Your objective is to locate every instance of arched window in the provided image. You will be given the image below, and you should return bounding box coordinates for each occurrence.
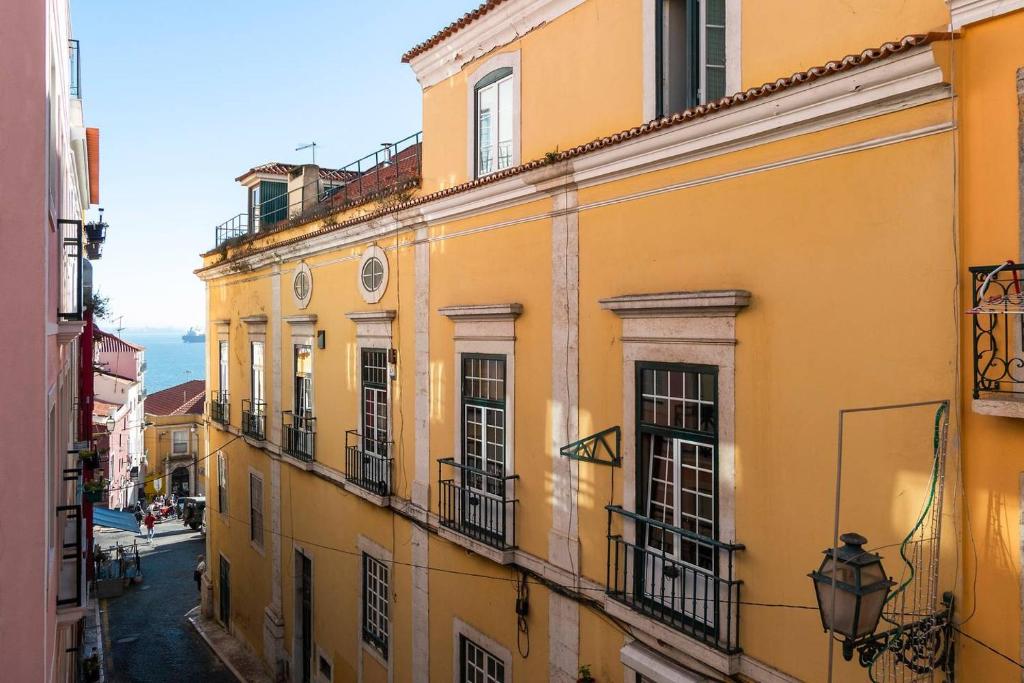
[474,67,514,177]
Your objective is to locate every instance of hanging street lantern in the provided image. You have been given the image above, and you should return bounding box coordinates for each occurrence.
[808,532,956,672]
[809,533,893,660]
[105,415,116,434]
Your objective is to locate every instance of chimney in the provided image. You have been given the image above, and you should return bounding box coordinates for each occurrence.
[288,164,320,218]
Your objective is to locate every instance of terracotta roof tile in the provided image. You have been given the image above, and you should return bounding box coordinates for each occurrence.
[235,162,357,184]
[402,0,510,63]
[95,329,143,353]
[145,380,206,416]
[204,33,941,269]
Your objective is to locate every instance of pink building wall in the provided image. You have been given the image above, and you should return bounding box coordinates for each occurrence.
[0,0,98,679]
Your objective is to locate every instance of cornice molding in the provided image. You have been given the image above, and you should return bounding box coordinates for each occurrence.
[345,310,397,323]
[57,320,86,345]
[407,0,585,89]
[283,314,318,325]
[948,0,1024,27]
[197,45,948,281]
[240,314,268,324]
[439,303,523,321]
[599,291,751,318]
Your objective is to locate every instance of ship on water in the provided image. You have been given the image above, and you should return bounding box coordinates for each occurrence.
[181,327,206,343]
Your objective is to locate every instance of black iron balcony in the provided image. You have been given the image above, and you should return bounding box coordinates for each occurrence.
[58,219,83,321]
[282,412,316,461]
[605,505,744,655]
[210,391,229,426]
[437,458,518,551]
[969,262,1024,399]
[241,399,266,441]
[56,504,84,607]
[344,430,393,497]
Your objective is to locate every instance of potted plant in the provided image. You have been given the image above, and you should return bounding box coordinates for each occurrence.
[83,477,106,503]
[78,449,99,468]
[578,665,595,683]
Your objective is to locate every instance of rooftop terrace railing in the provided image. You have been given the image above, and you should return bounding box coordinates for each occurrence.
[213,132,422,248]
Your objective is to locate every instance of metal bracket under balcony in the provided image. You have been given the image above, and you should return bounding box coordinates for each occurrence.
[210,391,230,426]
[437,458,518,563]
[560,426,621,466]
[605,505,744,655]
[969,262,1024,417]
[344,430,392,502]
[241,399,266,441]
[282,412,316,461]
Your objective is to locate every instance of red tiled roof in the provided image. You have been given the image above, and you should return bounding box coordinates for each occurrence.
[95,329,143,353]
[145,380,206,416]
[401,0,510,63]
[235,162,358,184]
[204,33,941,268]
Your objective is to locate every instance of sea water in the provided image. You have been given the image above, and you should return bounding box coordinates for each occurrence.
[123,330,207,393]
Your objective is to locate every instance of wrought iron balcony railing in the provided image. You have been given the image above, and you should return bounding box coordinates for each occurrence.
[605,505,743,654]
[969,262,1024,398]
[344,430,393,497]
[241,399,266,441]
[213,132,422,248]
[437,458,518,551]
[56,504,84,607]
[58,219,84,321]
[282,412,316,461]
[210,391,229,426]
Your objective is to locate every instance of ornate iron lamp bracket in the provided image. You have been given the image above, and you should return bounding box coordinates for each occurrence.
[843,592,956,680]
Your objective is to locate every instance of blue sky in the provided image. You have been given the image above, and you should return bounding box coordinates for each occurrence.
[73,0,473,329]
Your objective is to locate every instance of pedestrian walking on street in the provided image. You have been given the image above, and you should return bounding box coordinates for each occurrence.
[194,555,205,593]
[143,510,156,543]
[134,505,144,537]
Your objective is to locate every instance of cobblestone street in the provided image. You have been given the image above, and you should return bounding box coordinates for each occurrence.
[96,521,236,683]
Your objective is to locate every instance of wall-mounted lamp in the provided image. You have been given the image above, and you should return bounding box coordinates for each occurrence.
[317,330,326,349]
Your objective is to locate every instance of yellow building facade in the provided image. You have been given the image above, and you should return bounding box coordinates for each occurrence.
[143,380,208,499]
[196,1,1024,681]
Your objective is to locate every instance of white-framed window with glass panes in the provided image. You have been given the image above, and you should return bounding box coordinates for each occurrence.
[171,429,189,455]
[218,340,229,394]
[460,635,506,683]
[362,553,389,658]
[474,68,514,177]
[635,362,718,624]
[217,453,228,514]
[361,348,389,457]
[655,0,727,116]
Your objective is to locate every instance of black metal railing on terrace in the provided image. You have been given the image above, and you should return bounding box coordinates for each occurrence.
[282,412,316,461]
[69,39,81,98]
[58,219,84,321]
[241,399,266,441]
[437,458,518,551]
[605,505,744,655]
[210,391,229,426]
[969,262,1024,399]
[345,430,392,497]
[213,132,423,248]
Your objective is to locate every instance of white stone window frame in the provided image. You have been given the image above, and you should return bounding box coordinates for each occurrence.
[241,315,269,442]
[217,451,229,519]
[213,318,231,396]
[315,646,334,683]
[438,304,521,562]
[248,467,265,555]
[344,310,397,507]
[466,51,521,180]
[357,535,394,679]
[641,0,742,122]
[452,618,512,683]
[293,261,313,310]
[358,246,390,305]
[600,290,749,670]
[171,429,189,455]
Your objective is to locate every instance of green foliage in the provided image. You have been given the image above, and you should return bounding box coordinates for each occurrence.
[87,290,111,319]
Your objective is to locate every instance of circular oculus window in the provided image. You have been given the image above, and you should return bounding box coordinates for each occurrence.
[293,262,313,309]
[358,246,389,304]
